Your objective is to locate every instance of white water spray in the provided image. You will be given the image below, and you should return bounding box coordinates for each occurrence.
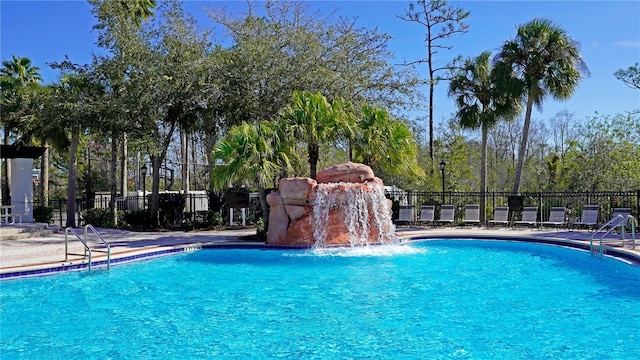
[312,182,397,248]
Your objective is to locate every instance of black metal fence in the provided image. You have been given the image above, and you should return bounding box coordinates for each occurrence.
[37,192,263,228]
[38,190,639,228]
[385,190,640,225]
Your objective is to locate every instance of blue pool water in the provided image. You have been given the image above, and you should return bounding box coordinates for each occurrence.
[1,240,639,359]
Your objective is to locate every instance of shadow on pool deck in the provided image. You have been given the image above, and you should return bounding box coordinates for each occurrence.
[1,225,638,278]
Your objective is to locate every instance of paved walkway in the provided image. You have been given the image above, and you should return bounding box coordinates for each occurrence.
[1,225,638,279]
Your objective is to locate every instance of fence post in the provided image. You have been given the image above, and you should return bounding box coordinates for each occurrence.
[58,198,63,227]
[491,191,495,210]
[538,192,543,222]
[637,189,640,217]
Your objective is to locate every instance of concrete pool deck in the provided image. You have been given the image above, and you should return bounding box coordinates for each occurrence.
[1,223,639,279]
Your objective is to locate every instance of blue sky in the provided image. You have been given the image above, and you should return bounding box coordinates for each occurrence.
[2,0,639,126]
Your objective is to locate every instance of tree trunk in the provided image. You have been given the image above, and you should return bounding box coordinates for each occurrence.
[120,132,128,197]
[182,131,190,211]
[66,129,79,228]
[2,131,11,205]
[480,123,488,224]
[308,143,319,179]
[109,133,118,226]
[258,184,269,232]
[428,71,435,173]
[40,144,49,206]
[512,95,535,194]
[149,155,162,227]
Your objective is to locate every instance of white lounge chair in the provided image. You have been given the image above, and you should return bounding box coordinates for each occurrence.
[462,204,480,227]
[514,207,538,228]
[541,207,567,229]
[436,205,455,226]
[419,205,435,226]
[574,205,599,230]
[600,208,631,230]
[397,205,414,226]
[489,206,509,227]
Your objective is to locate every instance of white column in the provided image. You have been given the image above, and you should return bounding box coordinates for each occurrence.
[10,158,34,222]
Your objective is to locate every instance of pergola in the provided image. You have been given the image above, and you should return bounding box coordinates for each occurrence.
[1,145,46,222]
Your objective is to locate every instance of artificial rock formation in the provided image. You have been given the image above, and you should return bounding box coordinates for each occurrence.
[266,162,395,246]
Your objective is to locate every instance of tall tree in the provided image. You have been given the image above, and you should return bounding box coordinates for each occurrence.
[495,18,589,194]
[141,1,212,225]
[47,61,105,227]
[561,111,640,191]
[207,0,421,127]
[614,63,640,90]
[91,0,157,223]
[92,0,212,225]
[397,0,470,171]
[448,51,520,222]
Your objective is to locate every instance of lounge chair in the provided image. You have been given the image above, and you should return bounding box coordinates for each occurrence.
[419,205,435,226]
[397,205,414,226]
[436,205,455,226]
[573,205,599,230]
[591,208,634,251]
[600,208,631,230]
[488,206,509,227]
[541,207,567,229]
[462,204,481,227]
[514,206,538,228]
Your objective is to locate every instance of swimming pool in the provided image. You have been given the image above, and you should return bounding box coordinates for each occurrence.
[1,240,639,359]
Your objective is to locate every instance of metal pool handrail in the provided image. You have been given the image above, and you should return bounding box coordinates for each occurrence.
[85,224,111,270]
[64,225,110,271]
[65,227,93,269]
[590,214,636,256]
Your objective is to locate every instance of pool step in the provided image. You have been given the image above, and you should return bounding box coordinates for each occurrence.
[0,223,55,241]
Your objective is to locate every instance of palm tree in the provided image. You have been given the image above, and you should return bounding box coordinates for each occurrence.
[0,56,42,86]
[211,121,292,226]
[120,0,156,26]
[1,56,42,204]
[279,91,347,179]
[495,18,589,193]
[352,104,425,180]
[449,51,520,223]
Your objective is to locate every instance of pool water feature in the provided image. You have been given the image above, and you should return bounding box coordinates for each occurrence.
[312,181,397,248]
[1,240,639,359]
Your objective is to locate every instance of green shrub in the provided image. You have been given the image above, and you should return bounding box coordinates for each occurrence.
[256,217,266,239]
[207,210,223,227]
[82,208,113,227]
[123,209,149,227]
[183,210,223,229]
[33,206,54,223]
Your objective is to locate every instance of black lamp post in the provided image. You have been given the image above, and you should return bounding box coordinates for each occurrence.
[439,160,446,204]
[140,164,147,212]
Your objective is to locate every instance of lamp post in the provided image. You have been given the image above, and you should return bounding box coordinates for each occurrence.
[439,160,446,204]
[86,147,92,208]
[140,164,147,212]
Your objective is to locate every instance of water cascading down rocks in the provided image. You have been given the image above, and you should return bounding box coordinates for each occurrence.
[266,162,397,247]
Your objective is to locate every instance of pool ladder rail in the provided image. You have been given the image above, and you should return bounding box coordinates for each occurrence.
[589,214,637,257]
[65,224,111,271]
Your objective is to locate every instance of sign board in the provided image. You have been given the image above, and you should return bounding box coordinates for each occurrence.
[225,188,250,209]
[508,196,524,212]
